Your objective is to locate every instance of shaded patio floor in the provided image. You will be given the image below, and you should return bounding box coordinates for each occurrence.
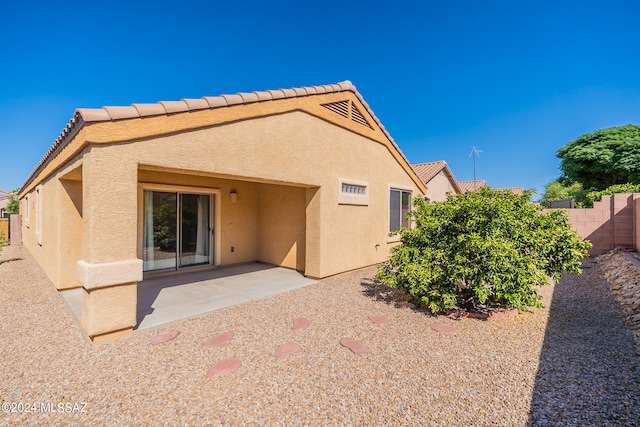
[60,262,317,332]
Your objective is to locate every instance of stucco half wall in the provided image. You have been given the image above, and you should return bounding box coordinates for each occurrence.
[19,82,426,343]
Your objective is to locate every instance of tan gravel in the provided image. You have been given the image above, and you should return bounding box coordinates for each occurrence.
[1,244,639,426]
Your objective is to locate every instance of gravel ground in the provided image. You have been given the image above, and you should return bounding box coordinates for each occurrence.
[1,244,639,426]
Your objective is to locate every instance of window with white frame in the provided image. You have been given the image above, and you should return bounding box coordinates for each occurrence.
[24,195,29,225]
[389,188,411,233]
[35,186,42,245]
[338,178,369,206]
[341,183,366,195]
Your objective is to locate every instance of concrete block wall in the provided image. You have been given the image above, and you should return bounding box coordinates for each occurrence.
[612,193,634,248]
[9,214,21,245]
[562,196,614,256]
[551,193,640,256]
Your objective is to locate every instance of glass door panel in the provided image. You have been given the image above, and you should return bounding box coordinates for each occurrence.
[179,194,210,267]
[143,191,177,271]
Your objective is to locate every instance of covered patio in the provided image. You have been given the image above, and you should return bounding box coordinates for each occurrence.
[61,262,317,332]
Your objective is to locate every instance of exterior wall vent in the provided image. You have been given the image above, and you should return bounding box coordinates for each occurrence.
[350,103,372,128]
[321,100,372,129]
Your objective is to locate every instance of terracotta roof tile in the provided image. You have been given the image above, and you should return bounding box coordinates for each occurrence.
[253,91,273,101]
[221,94,244,105]
[412,161,462,194]
[102,106,140,120]
[202,96,228,108]
[458,180,488,193]
[495,187,525,196]
[75,108,111,122]
[301,86,317,95]
[159,100,189,114]
[238,92,259,103]
[133,103,167,117]
[412,161,447,182]
[281,88,297,98]
[265,89,285,99]
[181,98,210,110]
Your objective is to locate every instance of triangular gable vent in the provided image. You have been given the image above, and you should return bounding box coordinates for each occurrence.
[321,100,373,129]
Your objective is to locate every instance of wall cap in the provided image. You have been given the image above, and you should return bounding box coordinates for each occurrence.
[77,259,143,290]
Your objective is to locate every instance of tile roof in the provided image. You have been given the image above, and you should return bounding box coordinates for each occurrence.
[457,180,488,193]
[23,81,419,193]
[411,161,461,193]
[495,187,526,196]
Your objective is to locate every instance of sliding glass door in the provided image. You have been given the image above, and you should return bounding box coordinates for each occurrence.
[179,193,210,268]
[143,190,213,272]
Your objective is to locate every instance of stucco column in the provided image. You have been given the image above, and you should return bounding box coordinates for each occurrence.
[78,147,141,344]
[304,187,322,278]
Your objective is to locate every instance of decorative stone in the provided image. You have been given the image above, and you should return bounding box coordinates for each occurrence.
[149,330,180,345]
[202,332,234,347]
[340,338,367,355]
[275,342,302,359]
[430,323,457,334]
[368,315,389,325]
[207,357,242,377]
[487,308,520,321]
[291,317,310,330]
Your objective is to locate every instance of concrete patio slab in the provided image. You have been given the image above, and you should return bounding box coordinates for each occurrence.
[61,262,317,333]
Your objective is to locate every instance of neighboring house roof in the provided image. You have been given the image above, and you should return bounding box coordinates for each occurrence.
[458,180,488,193]
[495,187,525,196]
[411,161,462,194]
[0,190,8,200]
[21,81,427,196]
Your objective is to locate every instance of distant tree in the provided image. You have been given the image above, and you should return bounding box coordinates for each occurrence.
[539,180,587,208]
[557,124,640,191]
[5,188,19,215]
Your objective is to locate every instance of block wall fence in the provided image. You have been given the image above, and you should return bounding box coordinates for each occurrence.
[547,193,640,256]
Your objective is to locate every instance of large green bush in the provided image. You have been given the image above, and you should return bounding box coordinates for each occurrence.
[376,188,591,313]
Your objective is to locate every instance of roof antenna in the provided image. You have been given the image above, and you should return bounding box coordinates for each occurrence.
[469,146,483,189]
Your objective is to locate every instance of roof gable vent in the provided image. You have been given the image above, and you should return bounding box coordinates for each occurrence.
[321,100,372,129]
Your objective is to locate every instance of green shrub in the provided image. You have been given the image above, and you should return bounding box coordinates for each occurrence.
[376,188,591,313]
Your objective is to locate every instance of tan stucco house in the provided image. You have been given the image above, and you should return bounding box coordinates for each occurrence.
[412,161,461,202]
[19,81,426,343]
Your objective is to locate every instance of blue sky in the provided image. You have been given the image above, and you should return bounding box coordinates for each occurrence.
[1,0,639,199]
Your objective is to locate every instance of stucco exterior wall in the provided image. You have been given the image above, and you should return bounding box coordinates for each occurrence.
[21,159,85,290]
[23,110,421,287]
[105,111,419,278]
[425,171,457,202]
[257,184,306,271]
